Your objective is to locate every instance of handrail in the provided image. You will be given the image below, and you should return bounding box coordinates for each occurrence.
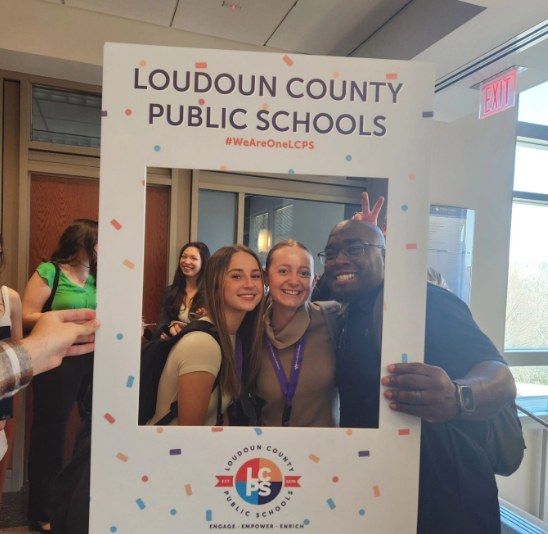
[516,403,548,429]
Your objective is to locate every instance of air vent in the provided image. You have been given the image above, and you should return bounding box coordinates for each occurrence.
[435,20,548,93]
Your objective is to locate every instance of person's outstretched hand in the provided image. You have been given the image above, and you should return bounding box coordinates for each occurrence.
[352,192,385,226]
[23,309,100,375]
[382,363,458,423]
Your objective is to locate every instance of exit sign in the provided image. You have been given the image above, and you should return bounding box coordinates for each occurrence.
[479,69,517,119]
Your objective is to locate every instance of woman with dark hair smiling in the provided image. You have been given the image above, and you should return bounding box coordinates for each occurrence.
[153,242,210,340]
[22,219,98,533]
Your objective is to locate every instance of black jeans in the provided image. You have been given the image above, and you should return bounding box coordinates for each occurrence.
[27,353,93,522]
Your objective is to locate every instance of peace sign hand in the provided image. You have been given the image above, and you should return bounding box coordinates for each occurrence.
[352,192,385,226]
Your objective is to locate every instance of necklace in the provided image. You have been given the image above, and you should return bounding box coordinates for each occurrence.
[71,264,89,284]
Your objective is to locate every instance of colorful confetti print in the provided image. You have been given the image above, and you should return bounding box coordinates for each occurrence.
[283,55,294,66]
[104,413,115,424]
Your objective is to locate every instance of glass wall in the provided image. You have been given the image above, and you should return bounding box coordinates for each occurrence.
[197,190,238,254]
[506,81,548,400]
[244,194,360,275]
[31,85,102,148]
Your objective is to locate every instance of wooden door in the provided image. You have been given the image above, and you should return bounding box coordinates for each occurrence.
[25,174,169,466]
[28,174,169,317]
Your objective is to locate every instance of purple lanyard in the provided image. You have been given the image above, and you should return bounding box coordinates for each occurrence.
[231,333,243,418]
[266,334,306,427]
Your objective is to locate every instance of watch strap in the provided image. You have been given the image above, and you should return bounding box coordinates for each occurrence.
[452,381,474,418]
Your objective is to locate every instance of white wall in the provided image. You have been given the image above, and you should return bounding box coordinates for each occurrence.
[430,108,548,517]
[430,108,517,352]
[496,420,545,517]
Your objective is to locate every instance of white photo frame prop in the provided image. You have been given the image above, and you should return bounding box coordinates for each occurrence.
[93,44,434,534]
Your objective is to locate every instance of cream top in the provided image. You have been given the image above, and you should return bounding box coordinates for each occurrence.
[149,318,233,426]
[256,302,339,428]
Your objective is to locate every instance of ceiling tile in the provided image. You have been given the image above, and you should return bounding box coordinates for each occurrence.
[266,0,411,56]
[64,0,179,27]
[352,0,485,60]
[172,0,297,47]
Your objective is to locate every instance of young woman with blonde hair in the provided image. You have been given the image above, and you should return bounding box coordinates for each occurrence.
[250,240,342,428]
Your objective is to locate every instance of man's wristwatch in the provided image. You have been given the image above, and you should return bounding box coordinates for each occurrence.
[452,381,475,418]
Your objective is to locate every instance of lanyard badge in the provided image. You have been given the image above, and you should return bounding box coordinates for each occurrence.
[266,335,306,427]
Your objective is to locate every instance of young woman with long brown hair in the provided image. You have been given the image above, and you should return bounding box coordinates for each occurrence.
[22,219,97,533]
[149,245,265,426]
[153,242,211,339]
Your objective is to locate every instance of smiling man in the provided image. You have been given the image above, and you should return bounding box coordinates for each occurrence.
[319,218,519,534]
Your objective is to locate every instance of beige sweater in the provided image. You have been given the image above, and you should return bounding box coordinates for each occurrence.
[256,302,339,428]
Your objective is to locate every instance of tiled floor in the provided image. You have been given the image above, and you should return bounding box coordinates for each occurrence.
[0,487,27,531]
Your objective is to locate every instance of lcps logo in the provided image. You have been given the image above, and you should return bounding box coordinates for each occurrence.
[216,446,301,518]
[236,458,283,505]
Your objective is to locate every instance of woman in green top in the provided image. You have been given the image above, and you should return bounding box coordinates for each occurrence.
[22,219,97,533]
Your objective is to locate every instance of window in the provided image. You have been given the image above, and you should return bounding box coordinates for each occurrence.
[506,81,548,399]
[32,85,102,148]
[252,212,270,253]
[197,190,237,254]
[274,204,293,243]
[244,194,360,275]
[505,201,548,350]
[518,79,548,127]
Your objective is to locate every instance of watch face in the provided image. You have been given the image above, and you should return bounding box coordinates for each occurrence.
[462,387,475,411]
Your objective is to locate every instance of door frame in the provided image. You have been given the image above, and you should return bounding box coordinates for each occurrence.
[0,69,192,492]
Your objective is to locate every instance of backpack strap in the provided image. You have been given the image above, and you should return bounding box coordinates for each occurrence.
[42,262,61,313]
[154,321,224,426]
